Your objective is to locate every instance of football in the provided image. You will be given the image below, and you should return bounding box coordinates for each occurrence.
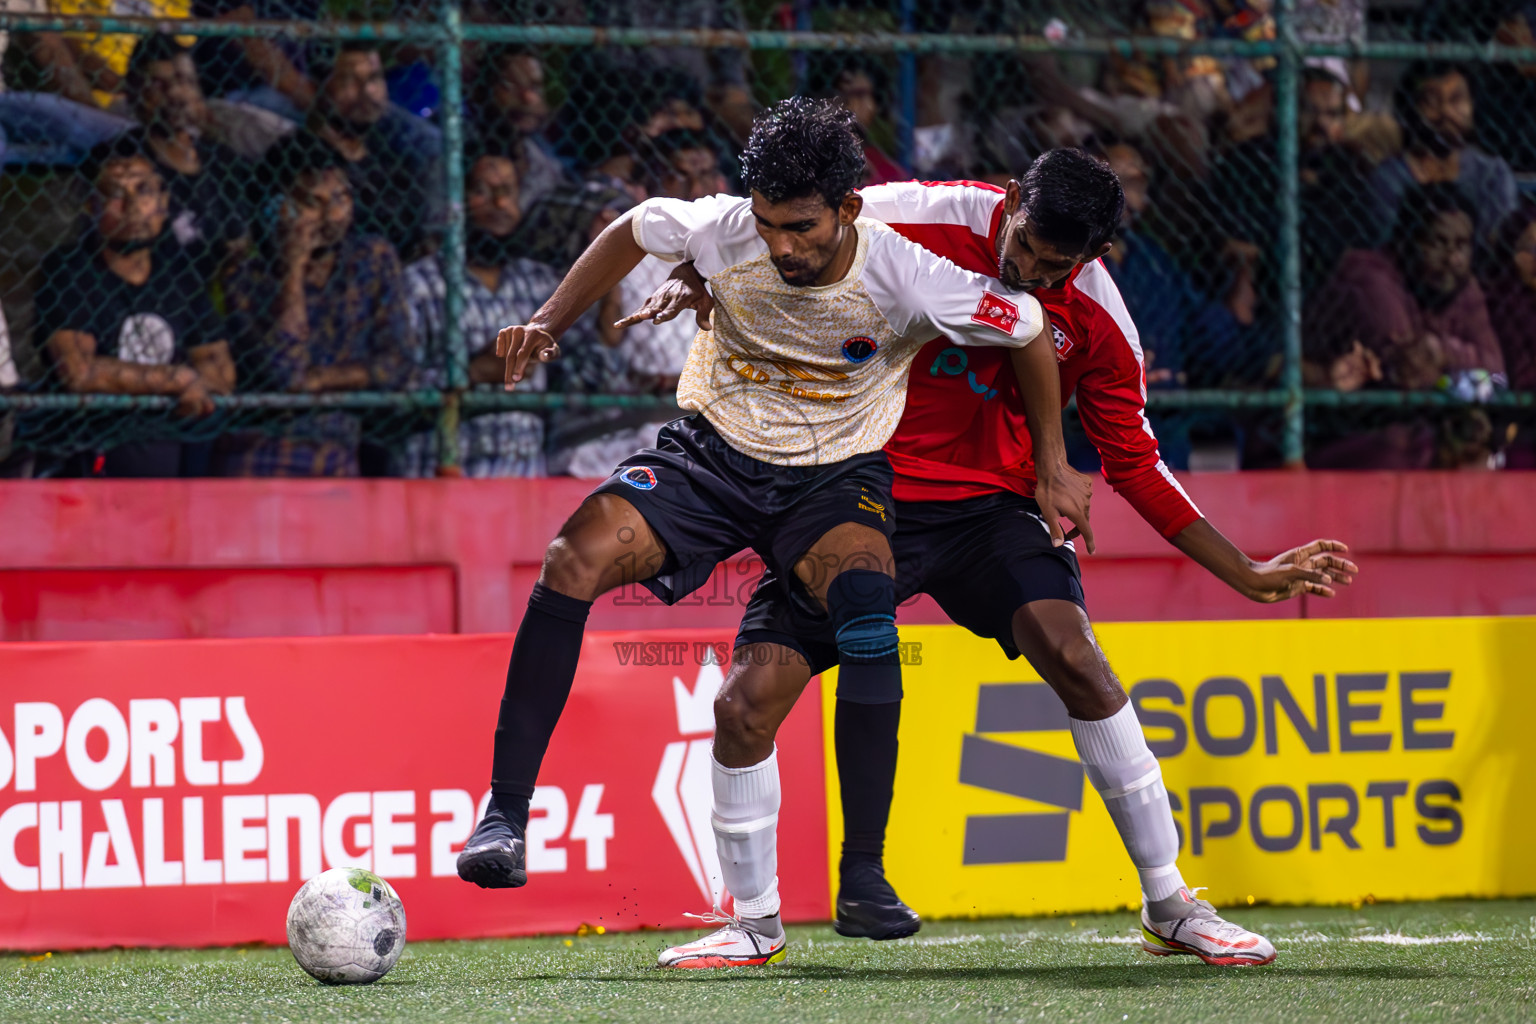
[285,868,408,985]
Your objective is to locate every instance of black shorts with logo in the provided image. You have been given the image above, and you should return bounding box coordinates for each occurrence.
[736,490,1086,674]
[590,414,895,606]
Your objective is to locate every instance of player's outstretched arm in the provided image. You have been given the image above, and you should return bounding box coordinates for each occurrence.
[1009,334,1095,553]
[496,212,649,388]
[1170,518,1358,602]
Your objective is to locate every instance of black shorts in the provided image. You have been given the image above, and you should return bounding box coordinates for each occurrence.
[590,414,895,605]
[737,490,1085,674]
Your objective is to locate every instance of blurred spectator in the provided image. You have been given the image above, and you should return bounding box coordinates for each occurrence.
[554,129,726,476]
[1418,0,1536,173]
[24,0,192,111]
[1095,136,1249,390]
[1309,184,1506,395]
[263,41,437,261]
[1487,199,1536,394]
[1367,62,1518,257]
[830,60,906,186]
[0,0,135,164]
[116,33,251,275]
[584,0,756,143]
[469,45,569,208]
[35,135,234,476]
[190,0,320,121]
[1209,67,1375,297]
[221,131,409,476]
[397,146,560,478]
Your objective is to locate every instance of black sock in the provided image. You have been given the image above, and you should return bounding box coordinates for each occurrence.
[490,583,592,831]
[835,697,901,871]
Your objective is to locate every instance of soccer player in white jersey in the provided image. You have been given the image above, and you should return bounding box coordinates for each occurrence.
[455,99,1092,925]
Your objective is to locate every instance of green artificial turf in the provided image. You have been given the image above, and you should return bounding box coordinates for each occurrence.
[2,900,1532,1023]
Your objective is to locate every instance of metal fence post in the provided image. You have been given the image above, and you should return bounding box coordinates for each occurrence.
[897,0,916,171]
[438,0,467,475]
[1276,0,1304,466]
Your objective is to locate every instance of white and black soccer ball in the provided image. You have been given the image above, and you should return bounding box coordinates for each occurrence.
[286,867,408,984]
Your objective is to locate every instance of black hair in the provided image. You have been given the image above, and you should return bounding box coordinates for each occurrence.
[1018,148,1125,258]
[309,39,380,85]
[650,127,716,161]
[261,130,347,199]
[471,43,537,109]
[464,136,521,187]
[739,97,863,209]
[80,132,158,187]
[1393,60,1468,142]
[1390,182,1477,254]
[124,31,190,95]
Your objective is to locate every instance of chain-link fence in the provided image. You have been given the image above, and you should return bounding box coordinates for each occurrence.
[0,2,1533,477]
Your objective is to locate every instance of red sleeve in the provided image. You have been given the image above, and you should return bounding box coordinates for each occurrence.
[1071,268,1203,539]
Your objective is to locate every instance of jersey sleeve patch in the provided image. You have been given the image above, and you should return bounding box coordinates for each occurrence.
[971,291,1021,335]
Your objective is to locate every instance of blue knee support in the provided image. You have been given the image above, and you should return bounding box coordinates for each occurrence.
[828,569,902,704]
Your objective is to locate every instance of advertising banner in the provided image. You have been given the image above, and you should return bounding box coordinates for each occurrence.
[0,631,828,950]
[826,618,1536,917]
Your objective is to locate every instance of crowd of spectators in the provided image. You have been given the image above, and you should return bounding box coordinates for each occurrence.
[0,0,1533,477]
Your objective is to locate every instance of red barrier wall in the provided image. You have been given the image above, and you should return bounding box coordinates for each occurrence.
[2,473,1534,642]
[0,631,828,950]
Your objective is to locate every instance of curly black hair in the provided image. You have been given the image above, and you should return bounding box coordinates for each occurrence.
[1019,148,1125,258]
[739,97,864,209]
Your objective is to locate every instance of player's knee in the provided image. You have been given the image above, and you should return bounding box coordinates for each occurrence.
[539,534,611,600]
[1046,632,1124,719]
[828,569,902,704]
[713,692,777,764]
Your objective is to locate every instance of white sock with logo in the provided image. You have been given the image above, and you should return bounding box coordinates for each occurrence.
[711,748,781,921]
[1069,701,1185,903]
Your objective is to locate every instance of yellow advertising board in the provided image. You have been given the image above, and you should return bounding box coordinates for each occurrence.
[822,617,1536,917]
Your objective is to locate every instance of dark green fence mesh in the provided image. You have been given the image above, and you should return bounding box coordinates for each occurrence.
[1,2,1533,477]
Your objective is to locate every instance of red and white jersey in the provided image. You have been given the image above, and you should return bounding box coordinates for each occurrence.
[858,180,1202,539]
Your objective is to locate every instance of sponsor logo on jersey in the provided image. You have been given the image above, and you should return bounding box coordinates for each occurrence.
[1051,323,1075,362]
[620,466,658,491]
[723,354,852,404]
[970,291,1020,335]
[842,336,878,363]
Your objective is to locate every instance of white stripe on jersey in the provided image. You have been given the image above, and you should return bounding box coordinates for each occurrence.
[1071,260,1201,516]
[858,181,1002,235]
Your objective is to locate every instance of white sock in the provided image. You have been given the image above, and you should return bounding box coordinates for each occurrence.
[1069,701,1185,903]
[711,748,781,921]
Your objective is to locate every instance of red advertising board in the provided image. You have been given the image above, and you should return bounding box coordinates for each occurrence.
[0,631,829,950]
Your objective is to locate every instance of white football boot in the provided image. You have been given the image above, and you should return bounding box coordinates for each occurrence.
[657,910,788,969]
[1140,887,1277,966]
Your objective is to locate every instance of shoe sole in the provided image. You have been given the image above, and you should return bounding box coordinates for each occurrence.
[1140,928,1275,967]
[456,848,528,889]
[660,946,788,969]
[834,912,922,941]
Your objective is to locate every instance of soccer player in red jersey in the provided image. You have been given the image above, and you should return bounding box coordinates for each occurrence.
[643,150,1357,970]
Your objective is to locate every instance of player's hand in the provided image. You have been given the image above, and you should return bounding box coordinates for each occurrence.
[1034,461,1095,554]
[615,261,713,331]
[495,324,560,390]
[1243,539,1357,602]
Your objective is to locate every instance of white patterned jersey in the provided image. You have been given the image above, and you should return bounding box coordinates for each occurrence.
[629,194,1044,466]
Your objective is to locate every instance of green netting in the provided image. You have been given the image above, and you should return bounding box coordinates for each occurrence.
[0,2,1533,477]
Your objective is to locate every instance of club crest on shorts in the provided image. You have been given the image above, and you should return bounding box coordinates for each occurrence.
[971,291,1020,334]
[620,466,658,490]
[842,336,878,363]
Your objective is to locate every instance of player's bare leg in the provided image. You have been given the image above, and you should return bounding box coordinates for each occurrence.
[660,523,914,967]
[659,646,807,968]
[1010,599,1276,966]
[459,494,667,889]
